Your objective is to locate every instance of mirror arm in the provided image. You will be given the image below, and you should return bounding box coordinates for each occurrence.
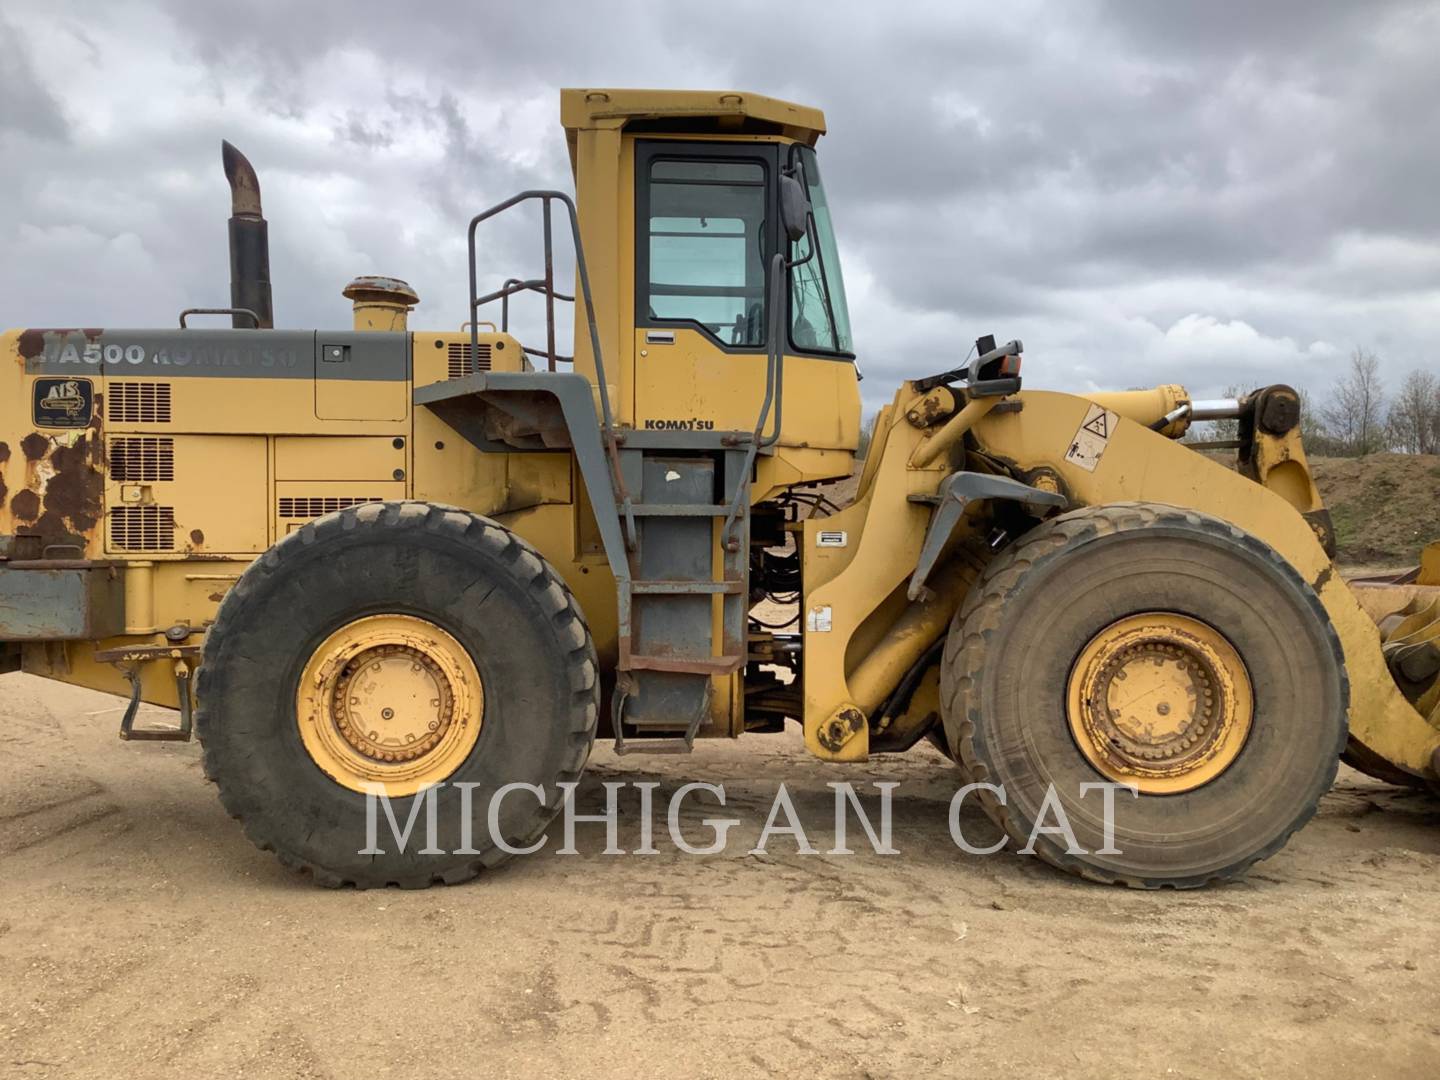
[786,212,817,271]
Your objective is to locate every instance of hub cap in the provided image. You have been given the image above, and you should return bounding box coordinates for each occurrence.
[296,614,483,796]
[1066,613,1253,794]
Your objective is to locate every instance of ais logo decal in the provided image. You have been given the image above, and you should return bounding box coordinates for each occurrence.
[33,377,94,429]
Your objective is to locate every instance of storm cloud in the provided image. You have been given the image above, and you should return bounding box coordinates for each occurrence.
[2,0,1437,409]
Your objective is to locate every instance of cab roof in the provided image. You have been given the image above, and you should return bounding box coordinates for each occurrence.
[560,88,826,149]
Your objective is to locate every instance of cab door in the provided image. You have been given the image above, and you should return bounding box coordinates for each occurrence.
[633,141,774,435]
[632,140,859,450]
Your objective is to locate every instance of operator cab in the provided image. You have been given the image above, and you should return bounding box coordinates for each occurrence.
[560,89,863,485]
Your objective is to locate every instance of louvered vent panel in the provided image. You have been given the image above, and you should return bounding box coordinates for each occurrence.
[109,436,175,482]
[110,506,176,551]
[447,342,493,378]
[278,496,384,519]
[108,382,173,423]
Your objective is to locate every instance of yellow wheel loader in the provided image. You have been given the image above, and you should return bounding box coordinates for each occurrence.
[1,89,1436,888]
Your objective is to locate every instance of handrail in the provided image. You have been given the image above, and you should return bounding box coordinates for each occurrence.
[500,277,575,334]
[721,251,788,550]
[498,277,578,363]
[466,192,607,416]
[757,251,788,449]
[466,190,634,547]
[179,307,260,328]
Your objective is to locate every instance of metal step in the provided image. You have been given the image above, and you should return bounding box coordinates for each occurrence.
[621,713,697,730]
[625,503,732,517]
[626,653,745,675]
[614,739,696,756]
[630,579,744,595]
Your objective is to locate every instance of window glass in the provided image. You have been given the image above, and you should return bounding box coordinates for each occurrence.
[646,158,767,347]
[789,147,854,354]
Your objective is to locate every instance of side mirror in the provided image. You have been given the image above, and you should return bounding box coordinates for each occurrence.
[779,173,810,243]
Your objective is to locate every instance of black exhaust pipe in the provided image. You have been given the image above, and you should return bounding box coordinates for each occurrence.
[221,140,273,329]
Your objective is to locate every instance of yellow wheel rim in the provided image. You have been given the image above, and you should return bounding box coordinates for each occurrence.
[1066,613,1253,795]
[296,614,484,796]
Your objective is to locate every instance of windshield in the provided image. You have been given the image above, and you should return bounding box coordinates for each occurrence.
[789,146,854,355]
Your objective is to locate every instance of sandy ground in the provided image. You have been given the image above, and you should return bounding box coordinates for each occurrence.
[2,671,1439,1079]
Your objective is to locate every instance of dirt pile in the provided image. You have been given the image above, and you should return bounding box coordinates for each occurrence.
[1311,453,1440,566]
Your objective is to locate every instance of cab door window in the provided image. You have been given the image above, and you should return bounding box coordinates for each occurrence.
[638,150,771,350]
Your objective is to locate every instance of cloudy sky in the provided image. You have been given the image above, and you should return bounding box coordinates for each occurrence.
[3,0,1438,410]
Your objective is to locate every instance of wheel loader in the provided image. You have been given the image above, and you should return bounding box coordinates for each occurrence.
[1,88,1437,889]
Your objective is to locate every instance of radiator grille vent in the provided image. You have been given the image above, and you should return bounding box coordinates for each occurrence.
[109,436,175,482]
[110,505,176,551]
[278,496,384,519]
[447,342,493,379]
[108,382,173,424]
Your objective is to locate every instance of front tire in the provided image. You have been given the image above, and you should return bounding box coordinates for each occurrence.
[940,502,1347,888]
[195,501,598,888]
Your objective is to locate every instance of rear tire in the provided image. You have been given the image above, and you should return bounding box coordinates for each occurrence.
[940,502,1347,888]
[196,501,598,888]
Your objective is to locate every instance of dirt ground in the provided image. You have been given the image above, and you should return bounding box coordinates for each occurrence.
[3,675,1439,1078]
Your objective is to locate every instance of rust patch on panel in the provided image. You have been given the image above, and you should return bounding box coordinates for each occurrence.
[16,328,105,363]
[10,488,40,522]
[43,434,103,535]
[189,529,206,548]
[9,420,106,550]
[17,329,45,360]
[0,441,10,465]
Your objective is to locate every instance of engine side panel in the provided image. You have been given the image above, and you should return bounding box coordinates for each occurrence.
[1,326,599,708]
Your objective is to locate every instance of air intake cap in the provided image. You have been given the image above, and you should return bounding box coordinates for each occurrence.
[343,276,419,331]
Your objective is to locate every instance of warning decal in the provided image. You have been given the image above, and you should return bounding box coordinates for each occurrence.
[1082,411,1109,438]
[1065,403,1121,472]
[806,606,834,633]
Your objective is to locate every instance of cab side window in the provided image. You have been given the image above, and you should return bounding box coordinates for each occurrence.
[644,158,768,348]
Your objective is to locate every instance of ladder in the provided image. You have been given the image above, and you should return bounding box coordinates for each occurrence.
[612,449,752,753]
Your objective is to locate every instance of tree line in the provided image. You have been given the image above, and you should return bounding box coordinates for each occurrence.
[1206,348,1440,456]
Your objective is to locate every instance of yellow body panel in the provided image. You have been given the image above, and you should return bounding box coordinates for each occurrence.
[801,389,952,759]
[632,327,859,451]
[275,436,405,481]
[1420,542,1440,586]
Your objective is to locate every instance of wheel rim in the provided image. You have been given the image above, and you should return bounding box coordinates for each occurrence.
[296,614,484,796]
[1066,613,1253,795]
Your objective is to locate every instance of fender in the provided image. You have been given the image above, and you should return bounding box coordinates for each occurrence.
[414,370,631,584]
[907,472,1067,601]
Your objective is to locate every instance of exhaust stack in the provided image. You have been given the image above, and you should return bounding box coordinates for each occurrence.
[221,141,273,329]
